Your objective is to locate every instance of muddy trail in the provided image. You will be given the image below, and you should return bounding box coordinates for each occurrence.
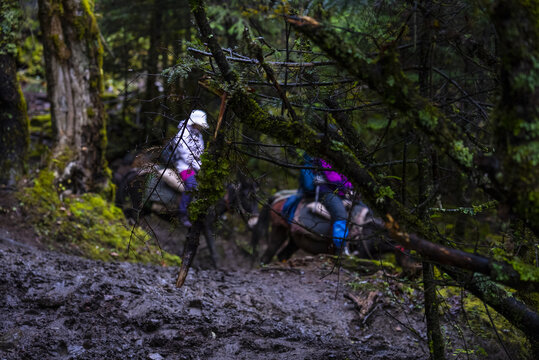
[0,210,518,360]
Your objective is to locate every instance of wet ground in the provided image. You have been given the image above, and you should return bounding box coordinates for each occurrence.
[0,192,523,359]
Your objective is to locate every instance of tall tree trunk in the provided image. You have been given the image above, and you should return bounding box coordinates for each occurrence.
[37,0,109,194]
[417,3,445,357]
[141,0,164,143]
[0,0,29,186]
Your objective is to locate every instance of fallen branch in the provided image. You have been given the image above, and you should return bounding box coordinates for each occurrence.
[345,291,382,322]
[385,215,539,292]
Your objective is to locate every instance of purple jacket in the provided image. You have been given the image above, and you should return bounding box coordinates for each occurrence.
[318,159,353,195]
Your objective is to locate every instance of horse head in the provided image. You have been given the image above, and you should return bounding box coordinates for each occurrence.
[346,203,398,259]
[347,203,372,241]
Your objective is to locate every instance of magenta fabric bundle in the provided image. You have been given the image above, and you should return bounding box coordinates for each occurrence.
[318,159,353,191]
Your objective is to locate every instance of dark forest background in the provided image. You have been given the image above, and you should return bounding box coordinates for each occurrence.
[1,1,539,358]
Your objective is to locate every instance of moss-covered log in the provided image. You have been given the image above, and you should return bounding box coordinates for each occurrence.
[448,270,539,356]
[385,216,539,291]
[0,0,29,186]
[176,0,235,287]
[37,0,109,194]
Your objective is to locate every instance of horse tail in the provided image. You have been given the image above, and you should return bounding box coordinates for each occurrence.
[250,194,276,260]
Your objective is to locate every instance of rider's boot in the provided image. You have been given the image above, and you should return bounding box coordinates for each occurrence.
[332,220,349,254]
[180,216,192,228]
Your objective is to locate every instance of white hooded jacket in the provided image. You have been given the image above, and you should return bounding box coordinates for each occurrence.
[169,122,205,173]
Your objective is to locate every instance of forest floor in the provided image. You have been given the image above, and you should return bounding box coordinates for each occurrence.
[0,188,526,360]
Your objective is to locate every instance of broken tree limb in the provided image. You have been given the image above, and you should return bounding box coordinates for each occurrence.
[187,47,336,67]
[214,92,227,139]
[345,291,382,321]
[175,0,237,288]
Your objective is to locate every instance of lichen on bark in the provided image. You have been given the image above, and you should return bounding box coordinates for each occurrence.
[38,0,110,195]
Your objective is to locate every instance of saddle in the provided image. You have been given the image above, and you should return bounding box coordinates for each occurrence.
[137,165,185,193]
[305,199,353,220]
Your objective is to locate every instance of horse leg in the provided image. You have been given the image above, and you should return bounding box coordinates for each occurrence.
[250,201,271,260]
[261,224,288,264]
[277,239,298,262]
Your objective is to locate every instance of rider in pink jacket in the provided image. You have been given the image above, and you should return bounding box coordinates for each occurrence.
[315,158,352,251]
[283,153,352,252]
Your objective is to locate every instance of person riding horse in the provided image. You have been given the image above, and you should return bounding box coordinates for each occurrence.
[116,110,260,268]
[252,152,417,273]
[162,109,208,228]
[282,153,353,253]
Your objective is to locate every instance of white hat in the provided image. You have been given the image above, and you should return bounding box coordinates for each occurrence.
[187,110,208,129]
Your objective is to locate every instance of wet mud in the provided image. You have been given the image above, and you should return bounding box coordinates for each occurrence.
[0,208,518,359]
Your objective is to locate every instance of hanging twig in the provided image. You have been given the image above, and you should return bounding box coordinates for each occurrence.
[214,92,228,139]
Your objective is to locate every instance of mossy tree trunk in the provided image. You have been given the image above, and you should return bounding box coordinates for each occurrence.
[0,0,29,186]
[417,4,445,358]
[37,0,109,194]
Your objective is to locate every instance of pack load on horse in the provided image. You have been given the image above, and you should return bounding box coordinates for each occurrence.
[115,110,259,267]
[252,154,411,269]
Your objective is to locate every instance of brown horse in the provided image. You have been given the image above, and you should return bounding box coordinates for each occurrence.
[252,190,408,266]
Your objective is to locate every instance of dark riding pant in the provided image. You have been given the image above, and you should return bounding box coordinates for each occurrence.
[178,174,197,217]
[320,192,348,250]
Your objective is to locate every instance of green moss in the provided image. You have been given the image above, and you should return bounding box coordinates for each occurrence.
[30,113,52,136]
[50,33,70,60]
[418,107,439,130]
[438,286,531,357]
[189,152,230,221]
[14,75,30,163]
[451,140,474,168]
[17,170,180,266]
[229,87,319,147]
[74,0,98,40]
[340,255,396,273]
[188,0,201,13]
[30,113,51,124]
[509,258,539,282]
[376,185,395,204]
